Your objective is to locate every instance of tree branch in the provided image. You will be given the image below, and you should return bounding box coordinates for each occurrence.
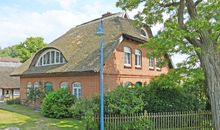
[215,33,220,43]
[186,0,198,18]
[178,0,185,28]
[159,2,179,7]
[185,37,202,47]
[195,0,202,6]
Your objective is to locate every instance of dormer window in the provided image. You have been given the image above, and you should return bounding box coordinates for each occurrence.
[140,28,148,38]
[36,49,66,66]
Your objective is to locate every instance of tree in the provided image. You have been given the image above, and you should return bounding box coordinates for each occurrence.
[0,45,18,58]
[0,37,46,62]
[16,37,46,62]
[116,0,220,129]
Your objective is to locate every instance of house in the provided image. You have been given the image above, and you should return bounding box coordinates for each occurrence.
[0,57,21,101]
[11,12,171,105]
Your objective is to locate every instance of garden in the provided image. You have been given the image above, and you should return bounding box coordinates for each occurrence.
[0,69,212,130]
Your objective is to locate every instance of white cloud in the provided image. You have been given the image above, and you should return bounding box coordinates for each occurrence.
[0,3,119,48]
[57,0,77,10]
[0,0,123,48]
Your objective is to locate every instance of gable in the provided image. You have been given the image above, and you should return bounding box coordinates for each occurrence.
[12,13,149,76]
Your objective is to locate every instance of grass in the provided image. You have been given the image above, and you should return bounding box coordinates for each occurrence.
[0,104,85,130]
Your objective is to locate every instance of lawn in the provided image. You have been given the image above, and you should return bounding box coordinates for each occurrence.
[0,104,85,130]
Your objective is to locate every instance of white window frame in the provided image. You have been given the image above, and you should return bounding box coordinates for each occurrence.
[124,47,131,67]
[149,56,155,70]
[72,82,81,99]
[36,49,66,67]
[140,28,148,38]
[156,58,162,71]
[34,81,40,89]
[60,82,68,89]
[26,82,32,96]
[135,49,142,68]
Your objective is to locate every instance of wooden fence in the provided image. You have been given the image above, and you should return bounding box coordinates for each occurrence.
[95,111,213,130]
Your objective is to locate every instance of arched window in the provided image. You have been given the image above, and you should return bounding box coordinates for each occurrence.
[72,82,81,98]
[135,82,142,87]
[44,82,53,93]
[60,82,68,89]
[34,81,40,89]
[26,82,32,96]
[124,47,131,66]
[140,28,148,38]
[124,81,132,88]
[135,49,142,67]
[36,49,66,66]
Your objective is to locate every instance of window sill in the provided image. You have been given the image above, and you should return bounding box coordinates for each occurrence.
[124,64,132,69]
[135,66,142,69]
[149,67,155,71]
[156,68,162,71]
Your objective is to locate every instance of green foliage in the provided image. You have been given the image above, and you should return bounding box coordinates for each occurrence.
[0,45,18,58]
[27,87,44,102]
[6,98,21,105]
[105,86,144,114]
[41,89,76,119]
[0,37,46,62]
[119,117,152,130]
[16,37,46,62]
[140,69,208,112]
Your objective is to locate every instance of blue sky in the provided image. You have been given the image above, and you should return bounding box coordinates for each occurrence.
[0,0,123,48]
[0,0,185,65]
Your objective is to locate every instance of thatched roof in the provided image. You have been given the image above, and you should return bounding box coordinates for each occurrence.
[0,66,20,89]
[12,13,148,76]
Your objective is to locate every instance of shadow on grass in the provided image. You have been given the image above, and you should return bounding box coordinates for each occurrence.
[0,104,85,130]
[49,119,85,129]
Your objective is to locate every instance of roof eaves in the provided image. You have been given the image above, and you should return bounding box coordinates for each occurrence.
[122,33,147,43]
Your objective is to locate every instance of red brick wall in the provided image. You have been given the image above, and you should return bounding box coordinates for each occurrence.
[20,74,100,103]
[19,38,169,103]
[104,39,169,88]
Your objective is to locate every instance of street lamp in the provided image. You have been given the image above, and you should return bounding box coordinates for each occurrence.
[97,19,104,130]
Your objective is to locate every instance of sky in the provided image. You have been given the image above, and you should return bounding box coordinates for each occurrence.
[0,0,184,65]
[0,0,125,48]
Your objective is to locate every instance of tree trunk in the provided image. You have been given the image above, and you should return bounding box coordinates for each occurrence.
[200,43,220,130]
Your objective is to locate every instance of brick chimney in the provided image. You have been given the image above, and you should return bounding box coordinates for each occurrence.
[102,12,113,18]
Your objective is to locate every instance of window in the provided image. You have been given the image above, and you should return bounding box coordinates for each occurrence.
[124,81,132,88]
[72,82,81,98]
[36,49,66,66]
[124,47,131,66]
[140,28,148,38]
[156,58,162,70]
[135,82,142,87]
[135,49,142,67]
[34,81,40,89]
[149,56,155,70]
[44,82,53,93]
[26,82,32,96]
[60,82,68,89]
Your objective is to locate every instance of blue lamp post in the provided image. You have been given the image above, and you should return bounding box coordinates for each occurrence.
[97,19,104,130]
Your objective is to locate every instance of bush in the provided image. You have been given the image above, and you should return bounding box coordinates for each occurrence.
[120,118,152,130]
[139,69,208,112]
[41,89,76,118]
[105,86,144,114]
[6,98,20,105]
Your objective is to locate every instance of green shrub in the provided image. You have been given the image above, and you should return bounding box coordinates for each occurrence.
[105,86,144,114]
[6,98,20,105]
[120,118,152,130]
[140,69,208,112]
[41,89,76,118]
